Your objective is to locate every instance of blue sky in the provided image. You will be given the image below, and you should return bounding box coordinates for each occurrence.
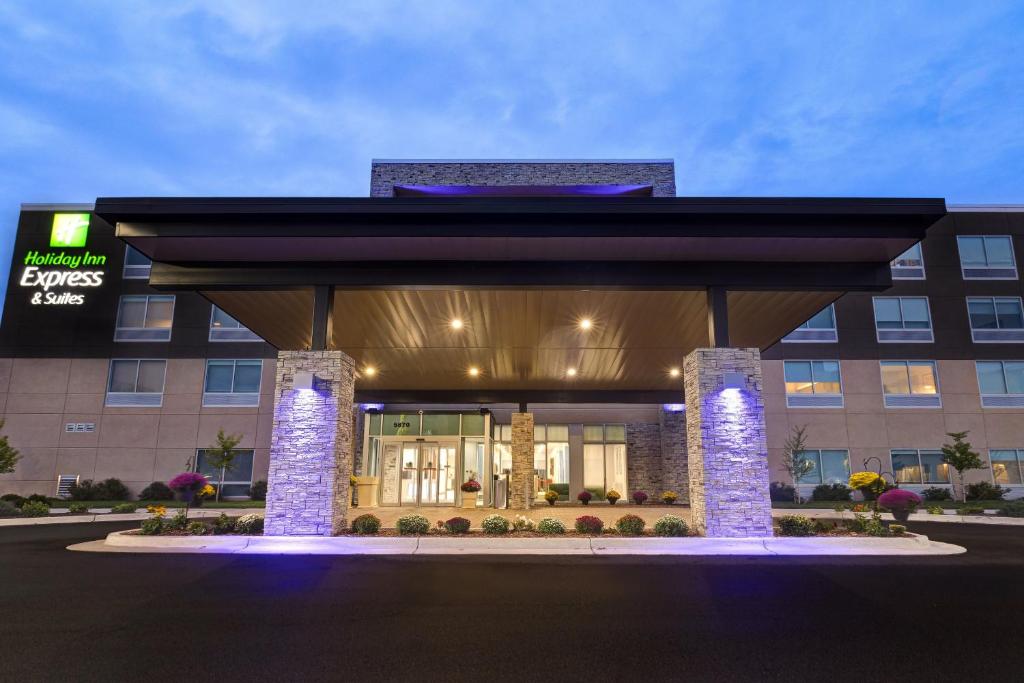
[1,1,1023,291]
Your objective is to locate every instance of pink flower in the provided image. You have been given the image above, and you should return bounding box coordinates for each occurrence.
[168,472,208,492]
[878,488,922,509]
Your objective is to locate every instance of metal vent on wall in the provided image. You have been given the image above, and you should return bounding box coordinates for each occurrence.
[884,394,942,409]
[202,392,260,407]
[877,329,934,343]
[972,329,1024,343]
[786,394,844,408]
[981,395,1024,408]
[56,475,79,498]
[782,329,838,343]
[963,267,1018,279]
[105,392,163,407]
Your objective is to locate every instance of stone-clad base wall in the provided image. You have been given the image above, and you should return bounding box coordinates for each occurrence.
[684,348,772,538]
[509,413,534,510]
[660,410,689,502]
[264,350,355,536]
[626,411,689,501]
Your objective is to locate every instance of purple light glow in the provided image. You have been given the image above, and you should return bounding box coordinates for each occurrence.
[662,403,685,412]
[393,184,654,197]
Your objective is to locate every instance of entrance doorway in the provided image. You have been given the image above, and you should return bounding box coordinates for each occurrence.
[381,441,458,506]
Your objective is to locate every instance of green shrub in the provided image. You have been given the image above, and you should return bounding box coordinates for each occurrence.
[98,478,131,501]
[769,481,795,502]
[653,515,688,537]
[615,514,645,536]
[140,517,164,535]
[537,518,566,535]
[443,517,472,534]
[999,500,1024,518]
[776,515,816,536]
[574,515,604,534]
[186,521,208,535]
[864,512,889,537]
[921,486,953,501]
[111,503,138,514]
[139,481,175,501]
[813,519,836,534]
[249,480,268,501]
[0,500,21,517]
[965,482,1007,501]
[166,511,188,531]
[958,505,984,515]
[26,494,50,505]
[811,483,852,501]
[481,514,510,535]
[926,505,944,515]
[68,502,90,514]
[512,515,535,532]
[235,513,265,535]
[351,514,381,535]
[213,513,236,535]
[0,493,25,507]
[889,524,907,536]
[396,514,430,535]
[20,501,50,517]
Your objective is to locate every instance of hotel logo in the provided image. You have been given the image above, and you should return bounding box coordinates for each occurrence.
[50,213,90,248]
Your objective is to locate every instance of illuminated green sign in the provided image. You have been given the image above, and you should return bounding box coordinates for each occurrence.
[50,213,90,248]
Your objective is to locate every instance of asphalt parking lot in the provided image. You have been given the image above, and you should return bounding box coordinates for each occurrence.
[1,520,1022,682]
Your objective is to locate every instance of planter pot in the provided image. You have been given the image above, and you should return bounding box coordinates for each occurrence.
[607,499,619,505]
[579,500,590,505]
[891,508,911,523]
[461,493,478,509]
[546,499,556,506]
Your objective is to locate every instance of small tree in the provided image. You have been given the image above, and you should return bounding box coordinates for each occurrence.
[779,425,814,504]
[0,419,19,475]
[941,431,985,503]
[205,429,242,502]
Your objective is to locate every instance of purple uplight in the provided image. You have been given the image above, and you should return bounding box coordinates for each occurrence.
[662,403,686,412]
[393,184,654,197]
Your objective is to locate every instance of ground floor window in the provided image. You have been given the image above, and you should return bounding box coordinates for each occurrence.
[796,449,850,485]
[891,449,950,484]
[991,449,1024,485]
[195,448,255,497]
[534,425,569,501]
[583,424,627,500]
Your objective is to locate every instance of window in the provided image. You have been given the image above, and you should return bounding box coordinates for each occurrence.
[209,305,262,342]
[114,295,174,342]
[202,359,262,406]
[122,246,151,279]
[891,449,950,484]
[976,361,1024,408]
[534,424,569,502]
[105,359,166,406]
[582,424,627,501]
[957,235,1017,279]
[783,360,843,407]
[990,450,1024,486]
[880,361,941,408]
[195,448,255,498]
[873,297,933,343]
[796,450,850,485]
[782,304,838,343]
[891,243,925,279]
[967,297,1024,342]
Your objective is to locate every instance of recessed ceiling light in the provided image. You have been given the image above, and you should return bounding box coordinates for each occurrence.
[450,318,464,330]
[578,318,592,331]
[468,366,480,377]
[669,367,680,378]
[566,367,577,377]
[363,366,377,377]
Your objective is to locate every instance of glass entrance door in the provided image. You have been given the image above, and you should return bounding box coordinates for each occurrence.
[381,441,459,506]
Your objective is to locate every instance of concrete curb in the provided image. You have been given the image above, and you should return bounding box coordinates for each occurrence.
[771,508,1024,526]
[68,529,966,556]
[0,508,266,528]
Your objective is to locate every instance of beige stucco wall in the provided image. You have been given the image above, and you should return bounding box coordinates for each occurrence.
[764,359,1024,498]
[0,357,275,496]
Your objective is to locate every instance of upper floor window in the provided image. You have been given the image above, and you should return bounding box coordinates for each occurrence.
[976,361,1024,408]
[106,359,166,407]
[873,296,933,343]
[967,297,1024,343]
[783,360,843,408]
[202,359,262,407]
[122,246,152,279]
[891,449,950,485]
[114,295,174,342]
[782,304,838,343]
[880,360,941,408]
[796,449,851,485]
[957,235,1017,279]
[891,243,925,279]
[991,450,1024,486]
[209,305,262,342]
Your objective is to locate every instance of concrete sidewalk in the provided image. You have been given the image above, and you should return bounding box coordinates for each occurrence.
[0,508,265,528]
[771,508,1024,526]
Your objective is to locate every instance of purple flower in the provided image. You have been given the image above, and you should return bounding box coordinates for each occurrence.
[632,491,649,504]
[878,488,922,509]
[577,490,593,502]
[168,472,208,492]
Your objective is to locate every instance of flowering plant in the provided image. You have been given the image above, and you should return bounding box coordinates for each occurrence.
[544,490,559,504]
[848,471,885,494]
[574,515,604,534]
[198,484,215,499]
[577,490,593,504]
[606,490,621,504]
[168,472,208,493]
[146,505,167,517]
[661,491,678,504]
[443,516,472,534]
[460,479,482,493]
[512,515,535,532]
[878,488,922,510]
[632,491,649,505]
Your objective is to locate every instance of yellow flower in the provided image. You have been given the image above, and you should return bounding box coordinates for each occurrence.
[848,471,884,493]
[199,484,215,498]
[146,505,167,517]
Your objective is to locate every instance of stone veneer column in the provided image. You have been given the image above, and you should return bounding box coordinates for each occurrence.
[264,350,355,536]
[509,412,534,510]
[683,347,773,537]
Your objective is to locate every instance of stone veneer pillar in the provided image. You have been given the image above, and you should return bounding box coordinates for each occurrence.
[509,412,534,510]
[683,347,773,537]
[264,350,355,536]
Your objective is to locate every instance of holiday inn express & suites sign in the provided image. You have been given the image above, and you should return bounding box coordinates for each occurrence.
[18,213,107,306]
